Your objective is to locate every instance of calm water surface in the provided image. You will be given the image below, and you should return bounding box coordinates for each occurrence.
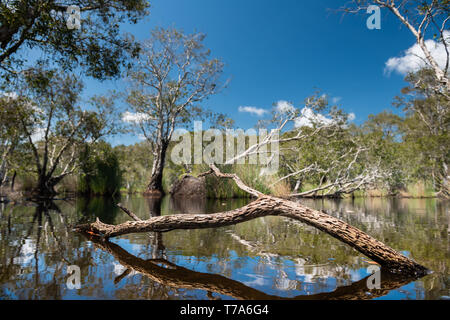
[0,195,448,300]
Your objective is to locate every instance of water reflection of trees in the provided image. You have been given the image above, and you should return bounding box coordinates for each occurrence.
[86,234,421,300]
[0,200,95,299]
[107,197,448,300]
[299,198,449,271]
[150,197,448,299]
[0,197,448,299]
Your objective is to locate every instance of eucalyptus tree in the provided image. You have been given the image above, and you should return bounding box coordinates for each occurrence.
[0,91,27,186]
[394,68,450,198]
[343,0,450,93]
[12,67,118,197]
[361,111,408,194]
[125,27,225,196]
[0,0,149,80]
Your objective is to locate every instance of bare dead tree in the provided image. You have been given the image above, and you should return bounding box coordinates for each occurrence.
[223,93,384,197]
[278,143,387,198]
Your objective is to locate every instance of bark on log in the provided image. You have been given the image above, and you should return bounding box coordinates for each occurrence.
[87,236,423,300]
[74,195,428,276]
[74,164,428,277]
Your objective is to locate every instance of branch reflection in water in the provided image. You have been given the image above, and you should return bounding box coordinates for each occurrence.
[1,196,447,300]
[84,233,422,300]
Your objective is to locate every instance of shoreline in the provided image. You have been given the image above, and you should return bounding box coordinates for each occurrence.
[0,190,444,203]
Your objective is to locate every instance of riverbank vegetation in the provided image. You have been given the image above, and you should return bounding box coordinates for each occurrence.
[0,0,447,289]
[0,66,448,199]
[0,80,447,199]
[0,1,448,201]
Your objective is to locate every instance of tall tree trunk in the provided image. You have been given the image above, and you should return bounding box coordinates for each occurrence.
[293,179,302,193]
[145,142,168,197]
[0,144,13,187]
[10,170,16,191]
[33,174,63,198]
[0,163,6,187]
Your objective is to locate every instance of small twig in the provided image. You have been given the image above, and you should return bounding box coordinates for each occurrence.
[198,164,265,198]
[117,203,142,221]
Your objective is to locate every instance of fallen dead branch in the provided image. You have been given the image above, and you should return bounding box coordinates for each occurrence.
[74,164,429,276]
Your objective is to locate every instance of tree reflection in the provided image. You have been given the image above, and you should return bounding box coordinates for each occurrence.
[0,196,447,299]
[146,197,165,257]
[0,200,93,299]
[84,233,423,300]
[169,196,206,215]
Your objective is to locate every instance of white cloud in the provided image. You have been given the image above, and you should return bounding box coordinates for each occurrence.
[275,100,295,114]
[331,96,342,104]
[294,107,333,128]
[13,239,36,265]
[243,274,268,287]
[113,263,127,275]
[348,112,356,121]
[385,30,450,75]
[238,106,268,117]
[122,111,150,123]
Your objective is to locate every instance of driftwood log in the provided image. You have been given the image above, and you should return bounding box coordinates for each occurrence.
[74,165,429,277]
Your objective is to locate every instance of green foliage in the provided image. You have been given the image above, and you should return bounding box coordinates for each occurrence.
[2,67,120,196]
[394,69,450,196]
[78,143,123,196]
[1,62,447,199]
[0,0,150,81]
[361,111,408,193]
[196,164,272,199]
[114,141,152,193]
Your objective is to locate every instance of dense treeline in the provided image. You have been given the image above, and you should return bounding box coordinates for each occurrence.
[0,66,448,199]
[1,67,447,199]
[0,1,448,200]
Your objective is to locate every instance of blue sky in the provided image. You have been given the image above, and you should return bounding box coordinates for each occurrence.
[83,0,426,146]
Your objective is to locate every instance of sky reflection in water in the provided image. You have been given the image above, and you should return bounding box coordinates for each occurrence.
[0,196,448,300]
